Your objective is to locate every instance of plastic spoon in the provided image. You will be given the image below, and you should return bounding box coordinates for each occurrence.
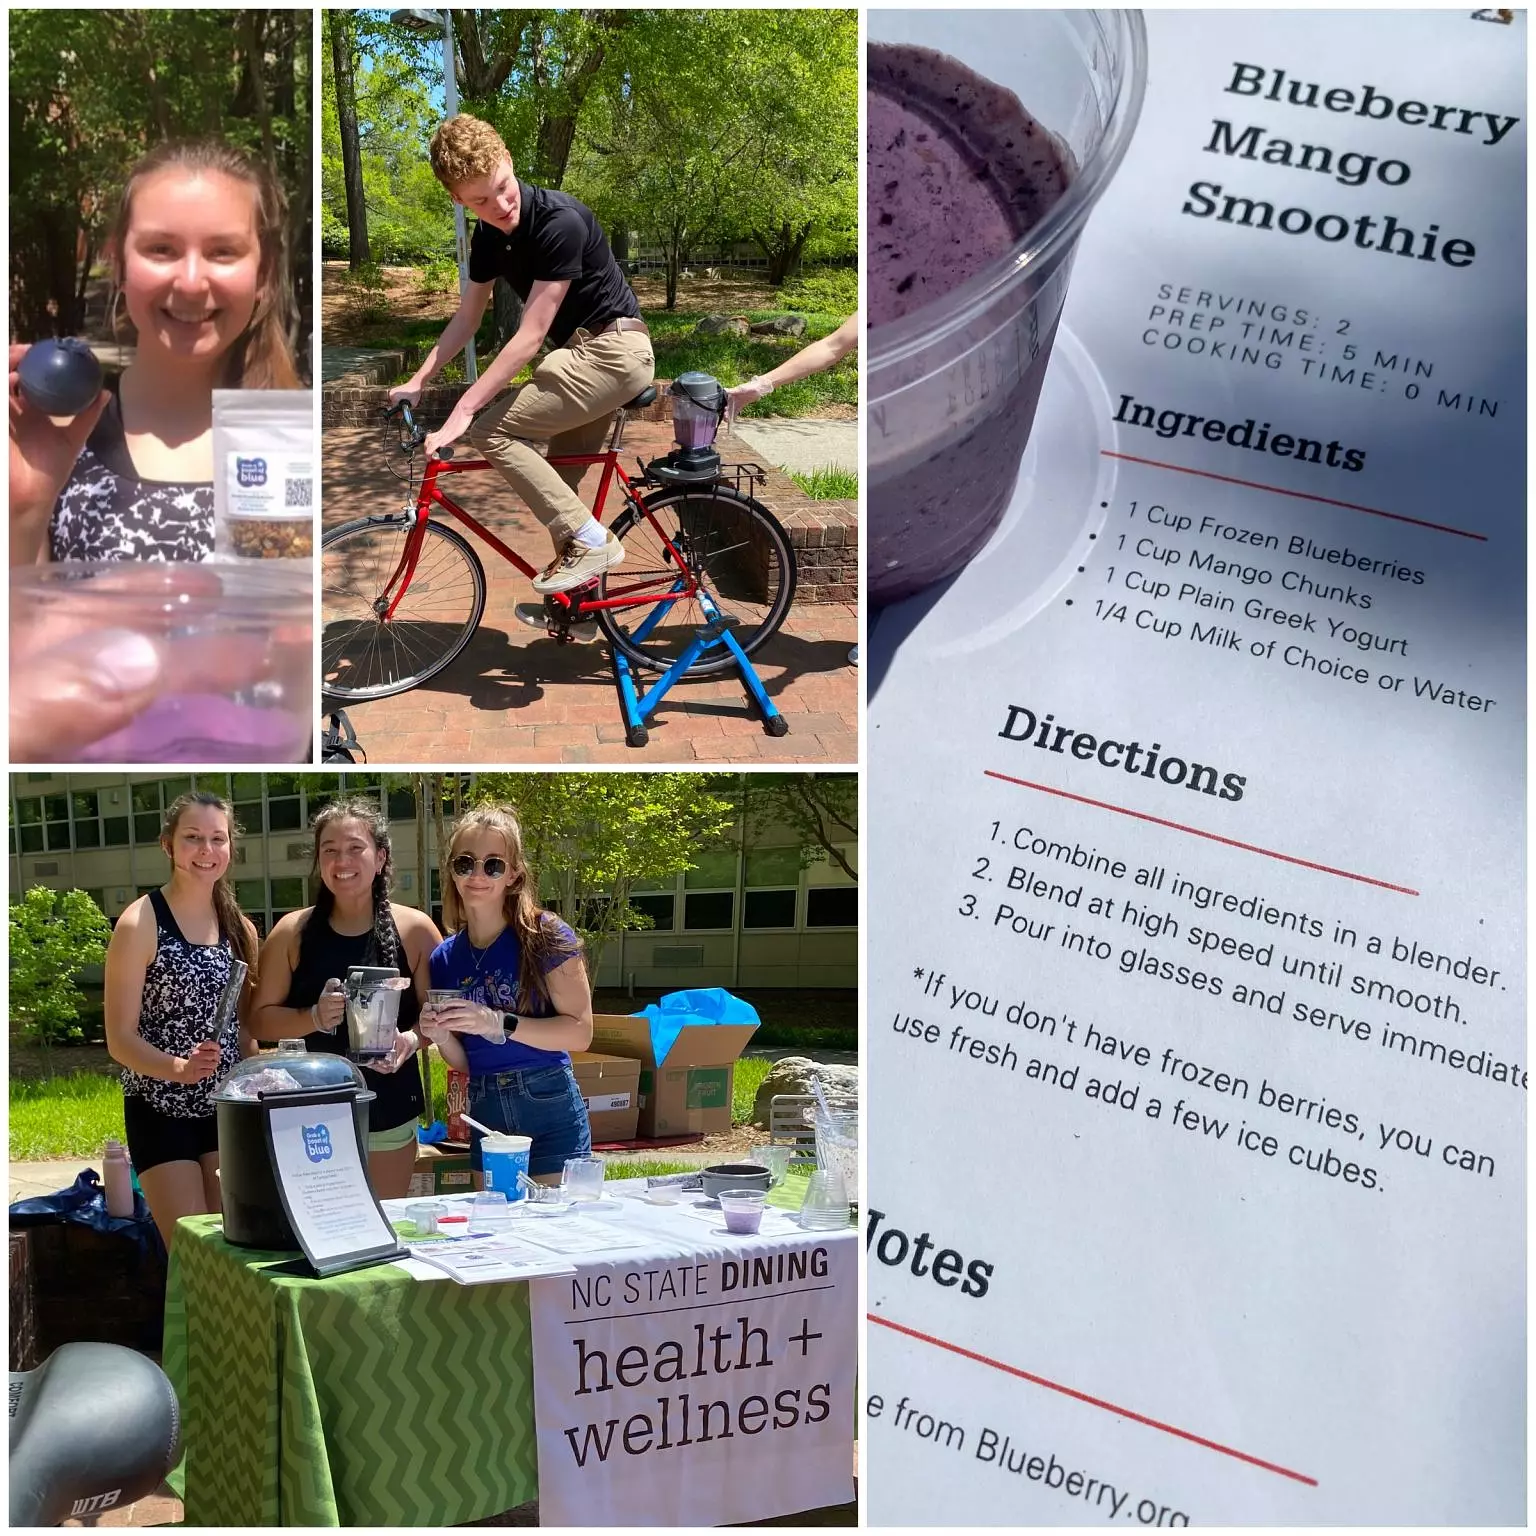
[460,1113,498,1139]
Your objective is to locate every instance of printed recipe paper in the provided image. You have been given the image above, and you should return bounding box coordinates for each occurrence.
[867,10,1525,1525]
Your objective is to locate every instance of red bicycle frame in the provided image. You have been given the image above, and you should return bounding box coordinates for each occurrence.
[377,450,698,621]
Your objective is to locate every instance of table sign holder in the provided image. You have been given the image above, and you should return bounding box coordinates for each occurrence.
[260,1086,406,1279]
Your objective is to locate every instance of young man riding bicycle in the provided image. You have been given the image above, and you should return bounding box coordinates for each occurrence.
[389,113,655,642]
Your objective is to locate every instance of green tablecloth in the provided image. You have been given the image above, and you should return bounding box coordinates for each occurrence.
[161,1173,823,1526]
[162,1215,538,1526]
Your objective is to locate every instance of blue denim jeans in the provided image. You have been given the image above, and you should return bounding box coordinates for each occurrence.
[468,1063,591,1177]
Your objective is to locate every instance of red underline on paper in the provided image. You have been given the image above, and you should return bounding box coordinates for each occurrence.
[869,1313,1319,1488]
[983,770,1419,895]
[1100,451,1487,541]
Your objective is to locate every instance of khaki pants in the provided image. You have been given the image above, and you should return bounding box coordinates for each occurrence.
[468,327,656,550]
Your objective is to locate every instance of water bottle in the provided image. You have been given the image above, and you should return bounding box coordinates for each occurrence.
[103,1139,134,1218]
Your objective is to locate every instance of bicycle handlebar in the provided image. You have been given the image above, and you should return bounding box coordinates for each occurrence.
[383,399,453,459]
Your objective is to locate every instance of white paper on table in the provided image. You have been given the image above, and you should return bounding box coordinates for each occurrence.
[408,1235,578,1285]
[513,1217,650,1256]
[868,9,1524,1527]
[677,1201,810,1238]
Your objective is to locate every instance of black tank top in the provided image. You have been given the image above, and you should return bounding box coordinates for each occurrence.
[283,912,424,1132]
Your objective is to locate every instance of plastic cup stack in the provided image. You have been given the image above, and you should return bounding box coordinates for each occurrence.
[797,1168,850,1229]
[471,1191,513,1234]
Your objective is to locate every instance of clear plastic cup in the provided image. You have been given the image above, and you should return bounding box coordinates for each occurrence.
[10,560,313,763]
[868,10,1147,605]
[470,1190,512,1233]
[718,1190,768,1235]
[561,1155,606,1202]
[749,1144,793,1188]
[798,1168,851,1230]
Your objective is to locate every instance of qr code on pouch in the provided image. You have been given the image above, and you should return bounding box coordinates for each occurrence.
[284,478,313,508]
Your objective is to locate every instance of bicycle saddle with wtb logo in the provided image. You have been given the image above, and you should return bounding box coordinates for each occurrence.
[9,1342,181,1527]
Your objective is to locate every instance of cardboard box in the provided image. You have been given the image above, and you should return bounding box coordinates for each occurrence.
[572,1052,642,1142]
[587,1013,759,1138]
[410,1141,474,1197]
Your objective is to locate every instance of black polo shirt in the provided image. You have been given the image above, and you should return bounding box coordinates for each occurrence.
[467,181,640,349]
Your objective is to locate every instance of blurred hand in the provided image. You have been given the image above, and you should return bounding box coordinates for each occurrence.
[434,999,506,1041]
[725,376,774,424]
[314,981,345,1033]
[423,399,475,460]
[387,381,422,411]
[175,1041,223,1084]
[9,344,110,565]
[373,1030,420,1075]
[9,565,287,763]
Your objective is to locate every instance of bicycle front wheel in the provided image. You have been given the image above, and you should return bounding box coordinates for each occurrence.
[321,515,487,701]
[598,486,798,675]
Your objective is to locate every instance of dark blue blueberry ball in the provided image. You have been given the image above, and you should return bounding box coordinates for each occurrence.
[17,338,104,417]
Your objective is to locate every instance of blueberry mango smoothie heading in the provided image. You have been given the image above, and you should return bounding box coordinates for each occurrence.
[1185,63,1522,267]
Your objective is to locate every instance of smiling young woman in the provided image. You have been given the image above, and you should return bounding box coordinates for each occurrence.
[102,791,260,1253]
[423,804,595,1184]
[250,798,443,1199]
[10,138,301,566]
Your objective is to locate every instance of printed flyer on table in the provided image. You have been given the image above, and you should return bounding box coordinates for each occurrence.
[868,9,1524,1527]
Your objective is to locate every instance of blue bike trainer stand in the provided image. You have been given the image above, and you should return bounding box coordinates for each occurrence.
[612,588,788,749]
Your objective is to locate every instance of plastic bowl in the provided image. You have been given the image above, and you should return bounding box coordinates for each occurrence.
[11,560,312,763]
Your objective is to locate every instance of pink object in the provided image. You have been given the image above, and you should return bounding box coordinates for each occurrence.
[103,1140,134,1218]
[75,692,309,764]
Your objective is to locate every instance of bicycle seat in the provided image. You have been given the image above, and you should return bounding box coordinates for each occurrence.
[10,1342,181,1527]
[623,385,658,411]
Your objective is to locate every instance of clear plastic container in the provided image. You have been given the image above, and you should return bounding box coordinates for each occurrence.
[11,560,313,763]
[868,10,1147,605]
[343,967,408,1062]
[814,1108,860,1210]
[669,373,725,450]
[718,1190,768,1235]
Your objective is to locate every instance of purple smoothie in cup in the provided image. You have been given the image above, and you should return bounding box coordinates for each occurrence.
[868,43,1072,605]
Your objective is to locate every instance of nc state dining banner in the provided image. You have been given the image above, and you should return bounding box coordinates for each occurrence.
[529,1228,857,1526]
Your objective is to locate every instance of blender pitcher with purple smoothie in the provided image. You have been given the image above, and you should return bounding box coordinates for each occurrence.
[668,372,727,472]
[868,10,1146,606]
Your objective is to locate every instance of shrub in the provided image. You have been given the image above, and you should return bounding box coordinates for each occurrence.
[419,257,460,295]
[776,267,857,316]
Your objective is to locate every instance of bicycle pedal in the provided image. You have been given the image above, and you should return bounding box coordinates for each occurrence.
[700,613,738,642]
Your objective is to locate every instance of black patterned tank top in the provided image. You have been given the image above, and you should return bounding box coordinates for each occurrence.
[49,386,213,562]
[120,890,242,1118]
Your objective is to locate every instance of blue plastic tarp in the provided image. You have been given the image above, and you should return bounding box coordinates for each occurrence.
[632,987,760,1066]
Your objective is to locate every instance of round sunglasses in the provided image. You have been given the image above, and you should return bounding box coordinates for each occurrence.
[450,853,509,878]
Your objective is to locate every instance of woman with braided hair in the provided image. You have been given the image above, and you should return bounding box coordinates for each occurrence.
[252,798,442,1197]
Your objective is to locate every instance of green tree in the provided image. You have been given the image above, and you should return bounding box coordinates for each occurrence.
[9,9,311,356]
[472,773,736,976]
[10,887,113,1071]
[745,774,857,880]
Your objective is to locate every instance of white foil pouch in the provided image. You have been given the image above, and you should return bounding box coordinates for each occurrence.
[212,389,314,560]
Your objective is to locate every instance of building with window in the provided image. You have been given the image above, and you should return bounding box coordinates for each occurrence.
[9,773,856,992]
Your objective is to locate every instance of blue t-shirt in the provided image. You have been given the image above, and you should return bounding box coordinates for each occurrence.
[428,917,580,1075]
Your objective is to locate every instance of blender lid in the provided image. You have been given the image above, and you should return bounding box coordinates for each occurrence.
[669,371,726,411]
[212,1040,372,1100]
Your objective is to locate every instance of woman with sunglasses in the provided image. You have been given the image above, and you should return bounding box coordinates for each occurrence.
[424,805,593,1182]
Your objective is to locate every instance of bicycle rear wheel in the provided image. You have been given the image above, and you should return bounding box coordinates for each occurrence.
[321,515,487,701]
[597,486,797,675]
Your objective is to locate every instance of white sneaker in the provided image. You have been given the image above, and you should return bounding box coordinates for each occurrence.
[514,602,600,644]
[532,530,625,594]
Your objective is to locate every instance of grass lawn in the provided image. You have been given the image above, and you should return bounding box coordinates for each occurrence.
[324,261,856,418]
[789,467,858,500]
[11,1053,782,1161]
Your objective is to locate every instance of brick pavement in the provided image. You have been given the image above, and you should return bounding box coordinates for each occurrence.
[322,420,860,765]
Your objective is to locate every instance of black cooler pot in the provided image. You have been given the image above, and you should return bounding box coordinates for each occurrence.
[212,1041,375,1250]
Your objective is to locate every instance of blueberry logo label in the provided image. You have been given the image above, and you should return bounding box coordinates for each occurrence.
[236,456,268,487]
[302,1124,332,1163]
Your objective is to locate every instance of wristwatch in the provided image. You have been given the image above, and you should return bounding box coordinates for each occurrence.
[500,1013,520,1043]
